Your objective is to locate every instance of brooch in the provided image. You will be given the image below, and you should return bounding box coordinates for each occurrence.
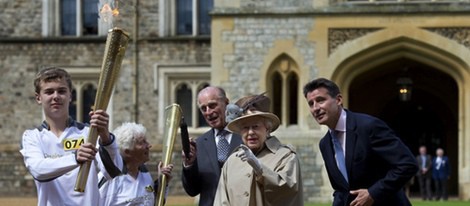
[145,185,154,192]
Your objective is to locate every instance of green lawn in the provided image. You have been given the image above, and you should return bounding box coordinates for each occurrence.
[411,200,470,206]
[304,200,469,206]
[164,196,469,206]
[168,200,469,206]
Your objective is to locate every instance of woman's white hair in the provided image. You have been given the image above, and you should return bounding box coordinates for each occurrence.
[263,117,273,133]
[113,122,147,153]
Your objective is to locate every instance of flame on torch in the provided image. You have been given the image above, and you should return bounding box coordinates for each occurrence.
[99,0,120,25]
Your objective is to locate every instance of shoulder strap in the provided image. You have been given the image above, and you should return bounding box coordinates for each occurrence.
[97,147,123,189]
[99,146,122,178]
[283,144,297,154]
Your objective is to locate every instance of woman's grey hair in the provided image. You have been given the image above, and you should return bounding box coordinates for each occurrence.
[113,122,147,153]
[263,117,273,133]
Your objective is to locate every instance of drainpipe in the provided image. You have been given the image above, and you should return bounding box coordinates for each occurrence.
[132,0,139,122]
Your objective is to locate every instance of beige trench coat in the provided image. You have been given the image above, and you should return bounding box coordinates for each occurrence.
[214,136,303,206]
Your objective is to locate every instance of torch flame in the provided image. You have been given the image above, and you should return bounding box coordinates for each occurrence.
[112,8,119,16]
[99,2,119,23]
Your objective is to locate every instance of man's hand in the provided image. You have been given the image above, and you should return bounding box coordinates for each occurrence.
[422,168,428,174]
[89,110,111,144]
[236,145,263,176]
[76,143,98,164]
[350,189,374,206]
[182,138,197,168]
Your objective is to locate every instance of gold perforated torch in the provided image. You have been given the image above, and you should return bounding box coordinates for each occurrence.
[74,27,130,192]
[156,104,183,206]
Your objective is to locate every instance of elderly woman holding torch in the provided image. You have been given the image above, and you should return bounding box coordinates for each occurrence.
[214,94,304,206]
[99,122,174,206]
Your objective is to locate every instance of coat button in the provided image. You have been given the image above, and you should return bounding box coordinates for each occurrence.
[244,191,249,196]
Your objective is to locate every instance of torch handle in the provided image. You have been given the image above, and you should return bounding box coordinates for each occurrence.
[74,127,99,192]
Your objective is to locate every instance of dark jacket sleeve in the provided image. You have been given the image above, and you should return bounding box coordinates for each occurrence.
[366,118,419,202]
[182,160,201,196]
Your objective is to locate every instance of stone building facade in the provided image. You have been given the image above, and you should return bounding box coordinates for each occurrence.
[1,0,470,203]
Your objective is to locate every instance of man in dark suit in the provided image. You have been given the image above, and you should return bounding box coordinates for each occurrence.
[181,86,243,206]
[303,78,418,206]
[432,148,450,201]
[416,145,432,200]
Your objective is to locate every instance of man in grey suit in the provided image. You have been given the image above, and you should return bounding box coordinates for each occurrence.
[181,86,243,206]
[416,145,432,200]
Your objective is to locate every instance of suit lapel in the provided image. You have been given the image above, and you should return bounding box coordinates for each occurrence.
[202,129,220,172]
[345,110,358,185]
[228,133,242,153]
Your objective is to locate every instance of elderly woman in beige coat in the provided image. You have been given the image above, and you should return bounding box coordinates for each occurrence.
[214,94,303,206]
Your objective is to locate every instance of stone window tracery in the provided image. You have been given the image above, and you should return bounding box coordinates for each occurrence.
[154,64,211,132]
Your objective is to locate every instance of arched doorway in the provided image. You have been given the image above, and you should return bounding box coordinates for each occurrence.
[348,58,459,196]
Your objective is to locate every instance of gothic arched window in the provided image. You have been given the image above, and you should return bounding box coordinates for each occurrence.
[81,83,97,123]
[176,83,194,126]
[268,54,300,127]
[69,82,97,124]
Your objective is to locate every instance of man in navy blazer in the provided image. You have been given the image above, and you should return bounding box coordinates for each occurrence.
[181,86,243,206]
[432,148,450,201]
[303,78,418,206]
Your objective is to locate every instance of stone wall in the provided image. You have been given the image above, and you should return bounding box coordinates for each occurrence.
[138,0,160,37]
[0,0,42,37]
[296,143,324,202]
[238,0,313,8]
[220,17,317,100]
[0,148,36,196]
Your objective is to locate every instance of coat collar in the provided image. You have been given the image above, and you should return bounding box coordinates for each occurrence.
[344,110,358,180]
[37,116,85,131]
[201,129,220,171]
[264,136,281,154]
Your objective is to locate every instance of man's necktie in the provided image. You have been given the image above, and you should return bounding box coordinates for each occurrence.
[217,130,230,163]
[421,155,426,169]
[332,131,348,183]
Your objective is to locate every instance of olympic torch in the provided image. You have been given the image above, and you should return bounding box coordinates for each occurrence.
[156,104,182,206]
[74,27,130,192]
